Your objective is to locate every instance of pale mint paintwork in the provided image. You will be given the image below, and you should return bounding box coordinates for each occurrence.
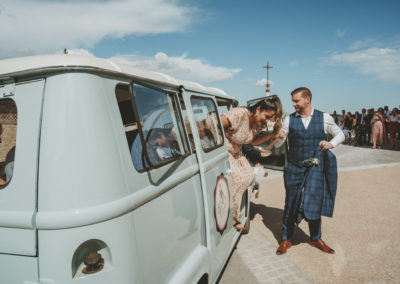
[0,55,249,284]
[0,79,44,282]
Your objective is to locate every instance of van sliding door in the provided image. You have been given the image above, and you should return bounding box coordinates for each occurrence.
[186,94,234,281]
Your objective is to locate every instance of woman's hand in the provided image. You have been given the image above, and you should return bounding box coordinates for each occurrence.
[261,151,272,157]
[275,129,286,140]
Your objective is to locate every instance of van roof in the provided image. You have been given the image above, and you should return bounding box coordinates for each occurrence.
[0,54,234,99]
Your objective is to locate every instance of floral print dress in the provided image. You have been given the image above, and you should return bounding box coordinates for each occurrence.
[224,107,262,220]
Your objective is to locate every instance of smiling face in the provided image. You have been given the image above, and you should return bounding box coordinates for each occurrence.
[291,92,310,113]
[255,107,276,126]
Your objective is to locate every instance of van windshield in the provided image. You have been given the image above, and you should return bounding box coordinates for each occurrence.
[0,99,17,189]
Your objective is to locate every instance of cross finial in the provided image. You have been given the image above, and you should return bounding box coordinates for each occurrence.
[262,61,273,96]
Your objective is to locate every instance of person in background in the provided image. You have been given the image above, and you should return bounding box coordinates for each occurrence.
[371,108,386,149]
[344,112,353,143]
[359,108,367,145]
[365,108,374,145]
[398,105,400,143]
[221,96,284,230]
[340,110,345,121]
[387,108,399,150]
[332,110,339,125]
[383,106,391,141]
[352,111,361,145]
[275,87,344,255]
[338,120,350,144]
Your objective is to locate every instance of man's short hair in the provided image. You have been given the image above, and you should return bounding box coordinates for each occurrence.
[291,87,312,102]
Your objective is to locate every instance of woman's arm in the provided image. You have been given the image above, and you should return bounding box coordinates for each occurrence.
[220,114,231,131]
[251,132,275,145]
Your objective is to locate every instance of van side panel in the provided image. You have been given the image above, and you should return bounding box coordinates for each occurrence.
[133,172,206,283]
[38,73,129,212]
[0,254,38,283]
[38,214,140,283]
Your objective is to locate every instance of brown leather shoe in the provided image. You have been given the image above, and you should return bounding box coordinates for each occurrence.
[276,241,292,255]
[309,239,335,254]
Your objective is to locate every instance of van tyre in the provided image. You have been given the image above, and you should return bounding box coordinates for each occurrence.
[241,217,250,234]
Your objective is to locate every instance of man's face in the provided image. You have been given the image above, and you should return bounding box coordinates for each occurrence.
[362,109,366,114]
[291,93,309,113]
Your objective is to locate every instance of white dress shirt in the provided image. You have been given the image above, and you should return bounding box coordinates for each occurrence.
[276,108,345,148]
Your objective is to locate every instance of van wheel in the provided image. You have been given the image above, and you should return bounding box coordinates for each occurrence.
[241,217,250,234]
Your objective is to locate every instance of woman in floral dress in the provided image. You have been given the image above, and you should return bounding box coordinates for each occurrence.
[221,96,283,229]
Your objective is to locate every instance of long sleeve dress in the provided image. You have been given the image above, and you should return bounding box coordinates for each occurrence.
[371,114,386,145]
[224,107,262,220]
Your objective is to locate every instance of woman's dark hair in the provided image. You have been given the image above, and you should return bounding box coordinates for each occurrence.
[246,95,283,134]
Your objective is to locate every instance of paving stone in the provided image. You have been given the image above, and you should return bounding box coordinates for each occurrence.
[234,227,314,283]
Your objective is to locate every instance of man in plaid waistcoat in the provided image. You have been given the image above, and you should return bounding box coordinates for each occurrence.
[275,87,345,255]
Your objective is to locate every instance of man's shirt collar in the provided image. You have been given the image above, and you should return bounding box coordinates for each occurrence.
[295,108,314,118]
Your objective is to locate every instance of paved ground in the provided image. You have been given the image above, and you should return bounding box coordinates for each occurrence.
[219,144,400,284]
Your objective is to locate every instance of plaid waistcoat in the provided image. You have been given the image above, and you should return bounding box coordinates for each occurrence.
[287,110,326,165]
[284,110,337,220]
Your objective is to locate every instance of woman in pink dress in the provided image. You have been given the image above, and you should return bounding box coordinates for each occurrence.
[221,96,283,229]
[371,109,386,149]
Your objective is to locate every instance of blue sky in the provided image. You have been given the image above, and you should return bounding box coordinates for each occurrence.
[1,0,399,113]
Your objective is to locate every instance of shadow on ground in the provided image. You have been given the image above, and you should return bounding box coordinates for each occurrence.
[249,202,311,246]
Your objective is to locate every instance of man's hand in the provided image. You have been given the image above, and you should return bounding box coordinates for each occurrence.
[319,141,333,152]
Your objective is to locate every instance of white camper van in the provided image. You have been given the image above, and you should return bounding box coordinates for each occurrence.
[0,54,252,284]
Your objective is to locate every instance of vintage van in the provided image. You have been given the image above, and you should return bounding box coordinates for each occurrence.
[0,54,252,284]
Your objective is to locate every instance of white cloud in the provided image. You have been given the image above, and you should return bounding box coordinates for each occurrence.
[0,0,198,58]
[289,61,299,67]
[349,38,379,50]
[336,29,346,38]
[66,48,95,56]
[256,78,273,86]
[326,48,400,83]
[109,52,241,83]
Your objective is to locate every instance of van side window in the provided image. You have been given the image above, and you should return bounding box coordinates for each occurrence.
[133,84,189,169]
[0,99,17,189]
[116,83,189,171]
[191,97,224,152]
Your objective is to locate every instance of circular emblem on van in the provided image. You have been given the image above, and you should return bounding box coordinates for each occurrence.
[214,175,230,233]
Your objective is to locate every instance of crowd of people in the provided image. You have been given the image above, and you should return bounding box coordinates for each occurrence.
[331,106,400,150]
